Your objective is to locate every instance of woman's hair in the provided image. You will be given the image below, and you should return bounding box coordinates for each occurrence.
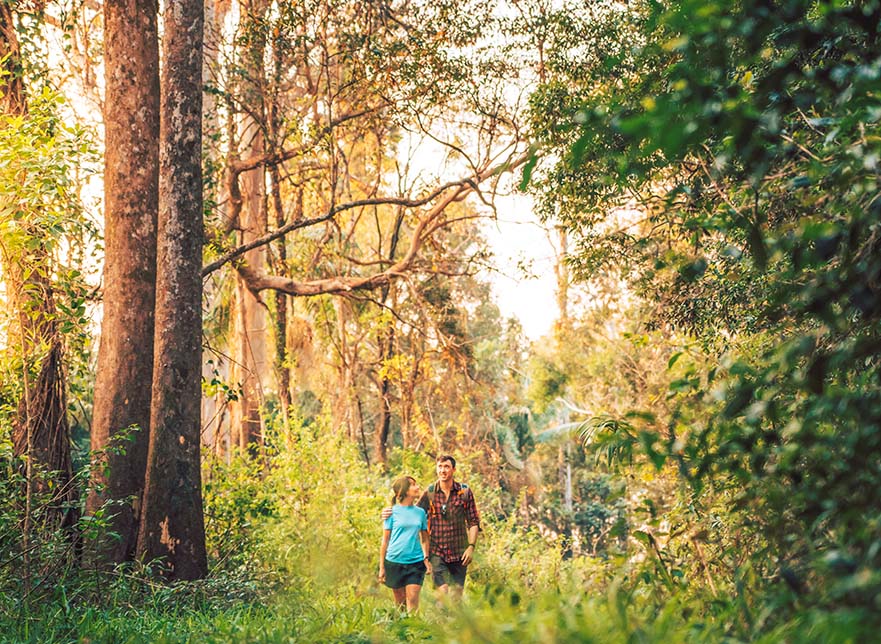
[391,476,416,505]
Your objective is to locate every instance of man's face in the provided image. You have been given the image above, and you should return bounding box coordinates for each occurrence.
[436,459,454,482]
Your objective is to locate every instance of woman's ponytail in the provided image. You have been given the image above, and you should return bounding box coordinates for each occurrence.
[390,476,415,505]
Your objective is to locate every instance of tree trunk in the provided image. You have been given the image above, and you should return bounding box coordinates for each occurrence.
[271,170,291,416]
[229,0,270,452]
[86,0,159,566]
[372,210,406,465]
[0,3,24,115]
[333,297,352,439]
[11,341,76,527]
[374,325,394,466]
[230,186,268,451]
[400,352,420,450]
[554,226,570,330]
[2,0,77,542]
[268,34,292,418]
[200,0,232,459]
[137,0,207,580]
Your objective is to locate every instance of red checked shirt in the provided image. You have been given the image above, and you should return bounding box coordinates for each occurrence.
[418,480,480,564]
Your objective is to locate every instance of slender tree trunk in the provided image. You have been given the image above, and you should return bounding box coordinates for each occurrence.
[374,325,394,466]
[268,34,292,418]
[356,396,370,466]
[137,0,207,580]
[400,354,420,449]
[229,0,270,451]
[372,209,406,465]
[200,0,231,458]
[231,224,268,450]
[333,297,352,439]
[86,0,159,565]
[230,132,268,449]
[2,1,77,545]
[269,172,291,417]
[554,225,570,331]
[0,3,24,115]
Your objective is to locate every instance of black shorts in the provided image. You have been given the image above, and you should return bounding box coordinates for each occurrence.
[430,555,468,588]
[383,559,427,588]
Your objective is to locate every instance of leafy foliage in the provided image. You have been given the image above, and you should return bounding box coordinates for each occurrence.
[524,0,881,633]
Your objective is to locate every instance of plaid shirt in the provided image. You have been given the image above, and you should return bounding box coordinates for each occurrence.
[418,480,480,563]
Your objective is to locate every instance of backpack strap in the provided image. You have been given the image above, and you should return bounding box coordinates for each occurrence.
[424,483,438,537]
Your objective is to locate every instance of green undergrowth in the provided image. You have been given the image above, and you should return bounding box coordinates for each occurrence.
[1,420,877,643]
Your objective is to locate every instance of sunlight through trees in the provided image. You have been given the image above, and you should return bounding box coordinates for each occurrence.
[0,0,879,640]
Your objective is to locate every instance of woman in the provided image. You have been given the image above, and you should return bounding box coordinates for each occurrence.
[378,476,432,612]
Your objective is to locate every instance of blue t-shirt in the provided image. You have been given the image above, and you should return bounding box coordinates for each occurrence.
[383,504,428,564]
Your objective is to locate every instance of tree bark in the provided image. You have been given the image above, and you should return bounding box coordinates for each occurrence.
[86,0,159,565]
[373,208,406,465]
[200,0,232,458]
[554,226,570,330]
[271,169,292,415]
[374,341,393,466]
[137,0,207,580]
[2,0,77,541]
[0,3,25,115]
[374,301,396,466]
[228,0,270,452]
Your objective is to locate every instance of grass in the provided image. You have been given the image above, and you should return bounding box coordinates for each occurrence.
[3,432,879,643]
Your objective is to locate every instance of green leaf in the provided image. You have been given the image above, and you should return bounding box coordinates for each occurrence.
[519,153,539,191]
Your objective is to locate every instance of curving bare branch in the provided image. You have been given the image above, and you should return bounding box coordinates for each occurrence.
[222,149,530,297]
[203,148,528,278]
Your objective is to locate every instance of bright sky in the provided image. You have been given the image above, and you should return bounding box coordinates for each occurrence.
[483,194,559,340]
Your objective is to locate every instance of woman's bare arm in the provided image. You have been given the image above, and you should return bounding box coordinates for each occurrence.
[420,529,432,574]
[379,529,391,581]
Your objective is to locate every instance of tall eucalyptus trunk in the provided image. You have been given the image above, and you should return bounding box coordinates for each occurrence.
[86,0,160,565]
[137,0,207,580]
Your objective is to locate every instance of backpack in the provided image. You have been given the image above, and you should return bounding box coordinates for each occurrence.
[426,482,469,514]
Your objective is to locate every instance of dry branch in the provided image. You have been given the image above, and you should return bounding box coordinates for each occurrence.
[214,150,529,297]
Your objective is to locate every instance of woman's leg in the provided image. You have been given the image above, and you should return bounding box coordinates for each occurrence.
[405,584,421,612]
[392,586,406,609]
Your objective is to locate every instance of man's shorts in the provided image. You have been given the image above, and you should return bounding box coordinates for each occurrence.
[383,559,427,589]
[430,554,468,588]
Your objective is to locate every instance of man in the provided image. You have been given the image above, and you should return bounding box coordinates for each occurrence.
[383,455,481,598]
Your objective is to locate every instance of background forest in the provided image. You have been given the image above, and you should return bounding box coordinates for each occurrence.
[1,0,880,642]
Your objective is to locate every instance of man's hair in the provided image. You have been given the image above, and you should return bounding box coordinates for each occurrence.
[436,454,456,469]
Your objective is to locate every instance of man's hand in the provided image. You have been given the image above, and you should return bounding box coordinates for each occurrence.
[381,506,393,520]
[461,545,475,566]
[378,566,386,583]
[425,559,433,575]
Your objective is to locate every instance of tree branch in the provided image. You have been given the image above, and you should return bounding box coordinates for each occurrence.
[226,148,529,296]
[229,109,373,174]
[203,148,528,277]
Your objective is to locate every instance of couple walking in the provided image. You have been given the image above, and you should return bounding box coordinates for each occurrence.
[379,455,480,612]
